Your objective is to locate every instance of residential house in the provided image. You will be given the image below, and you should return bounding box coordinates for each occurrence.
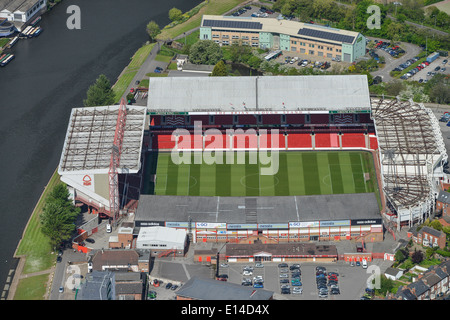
[410,226,446,249]
[91,249,150,273]
[115,272,145,300]
[436,190,450,218]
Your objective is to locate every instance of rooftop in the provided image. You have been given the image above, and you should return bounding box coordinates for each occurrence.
[175,276,273,300]
[135,193,381,225]
[58,105,147,174]
[201,15,360,45]
[147,75,371,113]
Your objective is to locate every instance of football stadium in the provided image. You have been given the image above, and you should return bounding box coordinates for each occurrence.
[58,74,448,249]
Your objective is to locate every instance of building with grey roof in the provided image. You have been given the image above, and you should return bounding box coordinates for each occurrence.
[0,0,46,24]
[200,15,365,62]
[135,193,382,244]
[77,270,115,300]
[175,276,273,300]
[147,75,371,114]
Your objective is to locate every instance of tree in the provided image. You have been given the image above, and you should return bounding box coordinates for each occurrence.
[83,74,116,107]
[386,79,405,97]
[40,183,80,249]
[394,249,407,263]
[411,249,424,264]
[189,40,223,65]
[169,7,183,22]
[146,20,160,41]
[211,60,228,76]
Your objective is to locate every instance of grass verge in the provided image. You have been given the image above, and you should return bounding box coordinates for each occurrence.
[156,0,247,40]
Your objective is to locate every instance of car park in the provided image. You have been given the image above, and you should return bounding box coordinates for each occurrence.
[292,287,303,294]
[281,287,291,294]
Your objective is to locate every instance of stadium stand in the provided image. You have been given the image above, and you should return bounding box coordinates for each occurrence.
[341,132,367,149]
[314,132,340,148]
[286,132,313,149]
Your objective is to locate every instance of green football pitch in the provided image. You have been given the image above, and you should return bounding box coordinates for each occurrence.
[142,151,378,197]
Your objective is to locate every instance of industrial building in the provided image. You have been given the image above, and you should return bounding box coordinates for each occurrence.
[0,0,46,24]
[135,226,188,255]
[199,15,365,62]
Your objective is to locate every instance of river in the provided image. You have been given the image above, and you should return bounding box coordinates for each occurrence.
[0,0,201,298]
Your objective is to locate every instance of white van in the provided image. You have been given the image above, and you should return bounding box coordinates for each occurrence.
[106,224,111,233]
[362,259,368,269]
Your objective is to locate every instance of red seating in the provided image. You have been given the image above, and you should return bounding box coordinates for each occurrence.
[259,133,285,149]
[287,133,312,148]
[153,134,176,150]
[178,134,203,149]
[233,133,258,149]
[204,132,229,150]
[341,133,366,148]
[369,135,378,150]
[314,133,339,148]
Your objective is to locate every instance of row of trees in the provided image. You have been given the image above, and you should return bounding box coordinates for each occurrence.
[272,0,449,51]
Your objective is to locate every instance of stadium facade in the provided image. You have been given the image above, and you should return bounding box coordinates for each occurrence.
[58,75,448,248]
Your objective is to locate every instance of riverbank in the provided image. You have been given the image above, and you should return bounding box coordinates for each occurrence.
[4,0,245,300]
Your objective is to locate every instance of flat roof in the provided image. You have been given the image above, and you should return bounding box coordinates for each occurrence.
[135,193,381,226]
[147,75,371,113]
[58,105,147,174]
[137,226,186,244]
[201,15,360,45]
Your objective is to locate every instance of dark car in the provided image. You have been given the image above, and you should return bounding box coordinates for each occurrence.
[281,288,291,294]
[171,284,178,291]
[278,263,288,268]
[165,282,173,289]
[56,256,62,263]
[85,238,95,244]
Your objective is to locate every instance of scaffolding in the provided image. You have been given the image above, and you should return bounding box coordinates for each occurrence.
[371,98,447,230]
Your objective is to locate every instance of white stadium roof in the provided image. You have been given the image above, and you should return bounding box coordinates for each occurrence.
[147,75,371,113]
[58,105,147,175]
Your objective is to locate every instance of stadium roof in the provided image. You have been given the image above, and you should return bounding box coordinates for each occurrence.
[201,15,359,45]
[58,105,147,175]
[147,75,371,113]
[135,193,381,225]
[371,98,447,211]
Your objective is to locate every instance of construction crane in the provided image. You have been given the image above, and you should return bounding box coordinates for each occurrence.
[109,98,127,227]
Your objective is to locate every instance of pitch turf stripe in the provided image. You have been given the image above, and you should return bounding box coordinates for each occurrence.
[317,152,332,195]
[165,156,179,195]
[302,153,320,195]
[188,152,201,196]
[216,154,231,196]
[328,153,344,194]
[274,152,289,196]
[338,152,357,194]
[154,153,170,194]
[349,152,366,193]
[245,152,260,196]
[285,152,304,195]
[230,153,246,197]
[176,163,190,196]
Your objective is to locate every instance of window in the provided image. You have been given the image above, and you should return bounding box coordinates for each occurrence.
[281,114,286,124]
[318,52,323,57]
[186,116,191,125]
[300,48,305,53]
[257,115,263,124]
[209,115,215,125]
[309,50,314,55]
[291,47,296,51]
[233,115,239,124]
[327,53,332,58]
[222,35,229,39]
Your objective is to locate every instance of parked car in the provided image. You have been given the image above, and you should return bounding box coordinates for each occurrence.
[255,263,264,268]
[171,284,178,291]
[85,238,95,244]
[148,290,157,300]
[292,287,303,294]
[278,263,288,268]
[165,282,173,289]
